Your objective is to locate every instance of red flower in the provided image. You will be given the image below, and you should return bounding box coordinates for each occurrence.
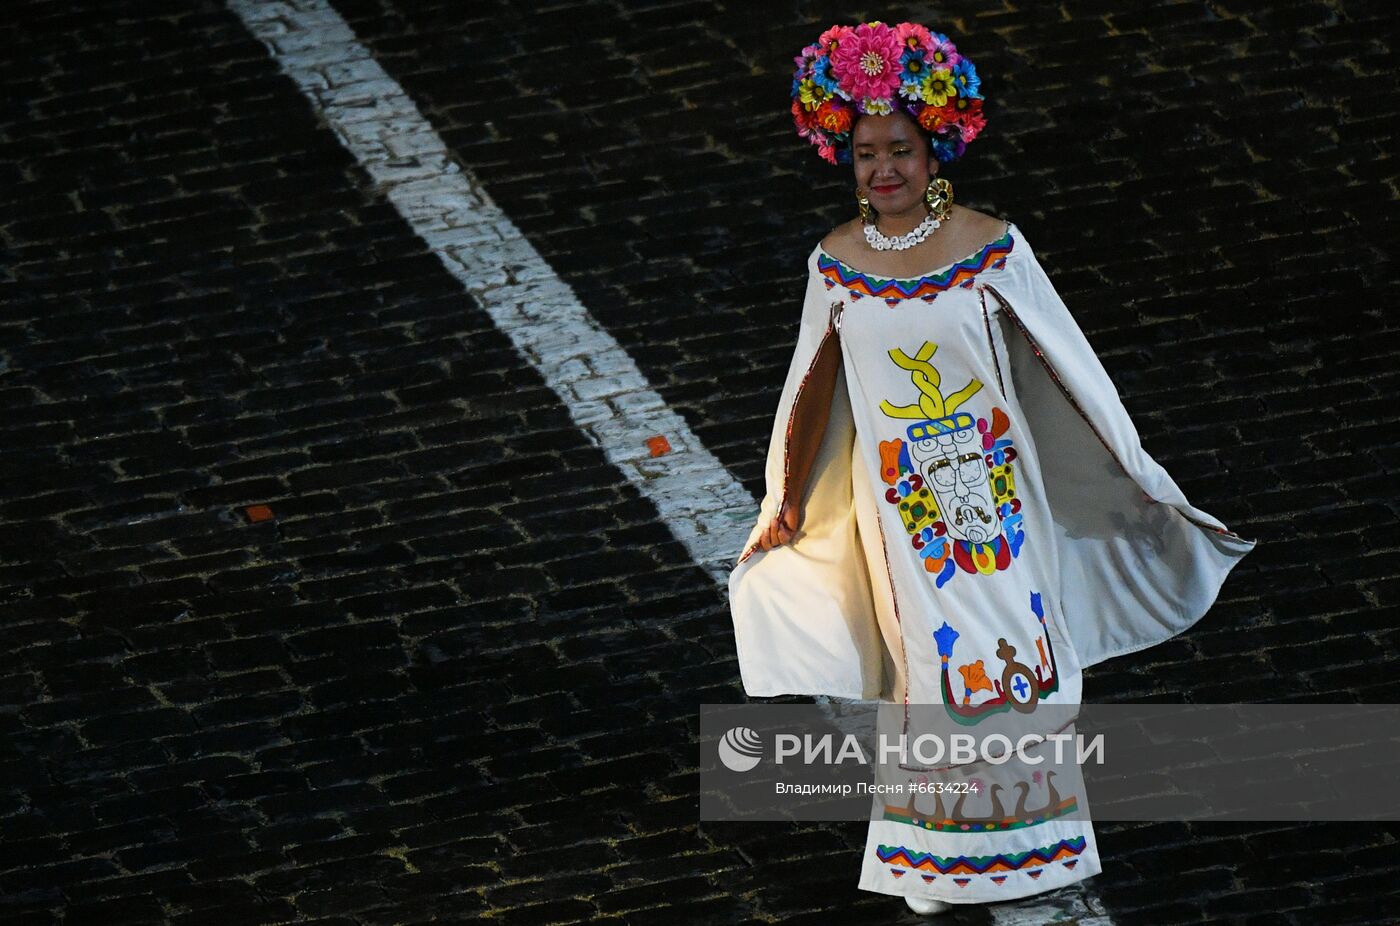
[952,97,987,140]
[792,99,816,138]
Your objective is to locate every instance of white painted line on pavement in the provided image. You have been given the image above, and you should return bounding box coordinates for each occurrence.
[227,0,756,587]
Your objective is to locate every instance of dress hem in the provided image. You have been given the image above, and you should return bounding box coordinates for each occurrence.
[856,850,1102,905]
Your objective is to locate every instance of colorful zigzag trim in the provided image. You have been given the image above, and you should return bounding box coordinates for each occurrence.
[818,228,1015,305]
[876,834,1087,876]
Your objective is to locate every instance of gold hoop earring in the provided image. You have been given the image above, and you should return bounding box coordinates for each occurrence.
[855,187,873,222]
[925,176,954,220]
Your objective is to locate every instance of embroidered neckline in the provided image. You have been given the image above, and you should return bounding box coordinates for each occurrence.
[818,223,1015,305]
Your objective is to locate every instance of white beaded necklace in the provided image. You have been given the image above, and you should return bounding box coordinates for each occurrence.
[863,210,943,251]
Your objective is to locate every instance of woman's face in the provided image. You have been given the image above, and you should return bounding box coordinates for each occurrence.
[852,112,934,215]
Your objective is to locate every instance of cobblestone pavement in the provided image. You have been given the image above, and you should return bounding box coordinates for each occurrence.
[2,0,1397,923]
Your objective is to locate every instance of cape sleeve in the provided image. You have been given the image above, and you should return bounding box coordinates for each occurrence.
[726,247,886,700]
[980,226,1258,669]
[730,250,838,567]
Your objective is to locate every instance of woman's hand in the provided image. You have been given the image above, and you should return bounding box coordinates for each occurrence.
[758,502,803,551]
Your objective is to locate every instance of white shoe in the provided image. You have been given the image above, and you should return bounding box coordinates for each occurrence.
[905,894,953,915]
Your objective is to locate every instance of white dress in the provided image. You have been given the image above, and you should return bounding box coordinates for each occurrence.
[727,220,1257,904]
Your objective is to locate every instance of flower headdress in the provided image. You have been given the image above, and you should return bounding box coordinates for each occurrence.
[790,21,986,165]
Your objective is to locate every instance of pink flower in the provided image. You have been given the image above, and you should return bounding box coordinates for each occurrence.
[817,141,839,164]
[818,24,852,54]
[896,22,934,54]
[924,31,962,71]
[829,22,903,102]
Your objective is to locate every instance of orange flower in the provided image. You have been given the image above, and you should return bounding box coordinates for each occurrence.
[815,100,854,134]
[917,103,954,133]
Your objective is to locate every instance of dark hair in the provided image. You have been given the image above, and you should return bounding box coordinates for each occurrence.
[854,109,936,160]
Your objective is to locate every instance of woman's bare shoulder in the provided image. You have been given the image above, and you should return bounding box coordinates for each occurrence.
[954,205,1011,242]
[819,219,862,260]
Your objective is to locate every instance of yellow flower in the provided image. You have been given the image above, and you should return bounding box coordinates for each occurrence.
[920,68,959,107]
[798,78,830,111]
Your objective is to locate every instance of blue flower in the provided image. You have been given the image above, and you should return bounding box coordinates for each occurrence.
[930,130,966,163]
[897,50,929,99]
[952,59,981,100]
[900,48,927,79]
[811,55,841,93]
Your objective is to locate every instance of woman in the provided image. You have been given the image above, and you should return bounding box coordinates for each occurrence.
[727,21,1256,915]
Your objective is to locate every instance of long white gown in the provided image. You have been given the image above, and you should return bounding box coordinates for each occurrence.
[727,220,1256,904]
